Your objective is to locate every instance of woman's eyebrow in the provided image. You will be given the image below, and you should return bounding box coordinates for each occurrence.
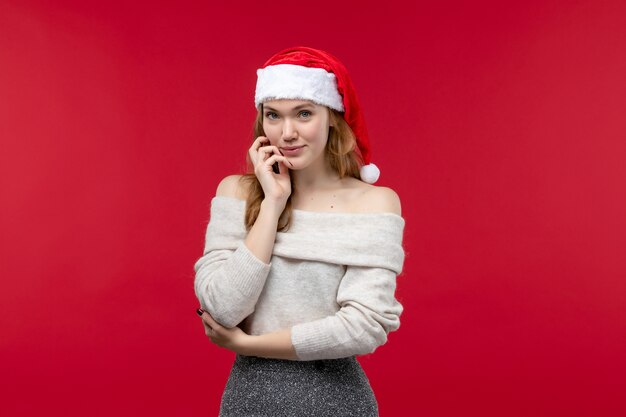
[264,104,314,112]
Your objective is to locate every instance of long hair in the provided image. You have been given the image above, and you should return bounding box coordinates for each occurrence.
[238,103,364,232]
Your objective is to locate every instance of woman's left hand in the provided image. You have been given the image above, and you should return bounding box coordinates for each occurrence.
[197,308,249,354]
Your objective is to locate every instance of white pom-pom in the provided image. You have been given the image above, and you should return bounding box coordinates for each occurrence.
[360,163,380,184]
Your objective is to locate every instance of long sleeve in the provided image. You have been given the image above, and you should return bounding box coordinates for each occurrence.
[290,264,403,361]
[193,197,272,328]
[194,241,272,328]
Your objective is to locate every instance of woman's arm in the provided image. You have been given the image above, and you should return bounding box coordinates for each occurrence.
[243,198,283,264]
[199,308,298,360]
[196,127,292,329]
[199,264,402,361]
[241,328,298,360]
[219,174,284,264]
[289,265,403,360]
[194,175,284,328]
[283,187,404,360]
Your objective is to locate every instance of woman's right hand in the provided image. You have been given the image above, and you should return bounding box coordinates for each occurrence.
[248,136,293,206]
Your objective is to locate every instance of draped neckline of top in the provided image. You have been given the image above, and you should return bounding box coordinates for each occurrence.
[206,195,406,272]
[212,195,405,222]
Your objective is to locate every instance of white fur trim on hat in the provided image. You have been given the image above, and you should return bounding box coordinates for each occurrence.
[360,163,380,184]
[255,64,345,111]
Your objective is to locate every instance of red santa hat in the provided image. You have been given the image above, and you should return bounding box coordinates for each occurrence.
[254,46,380,184]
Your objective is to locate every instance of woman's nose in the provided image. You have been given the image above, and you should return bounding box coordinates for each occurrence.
[281,119,297,140]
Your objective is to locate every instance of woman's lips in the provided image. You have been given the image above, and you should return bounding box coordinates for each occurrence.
[281,146,304,155]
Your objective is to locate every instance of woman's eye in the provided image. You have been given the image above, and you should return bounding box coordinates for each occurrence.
[265,112,278,120]
[299,111,311,118]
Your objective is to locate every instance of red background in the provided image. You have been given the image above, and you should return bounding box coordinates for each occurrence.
[1,1,625,416]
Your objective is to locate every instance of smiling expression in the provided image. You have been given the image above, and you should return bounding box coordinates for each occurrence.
[262,99,332,170]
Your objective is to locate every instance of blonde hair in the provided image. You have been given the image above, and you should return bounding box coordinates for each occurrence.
[238,104,364,232]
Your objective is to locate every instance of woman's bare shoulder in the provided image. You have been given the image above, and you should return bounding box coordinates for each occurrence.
[358,184,402,216]
[215,174,249,200]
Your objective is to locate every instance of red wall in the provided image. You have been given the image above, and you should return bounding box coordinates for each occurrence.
[1,1,625,416]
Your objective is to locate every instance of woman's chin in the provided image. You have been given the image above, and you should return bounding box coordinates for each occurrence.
[286,160,302,170]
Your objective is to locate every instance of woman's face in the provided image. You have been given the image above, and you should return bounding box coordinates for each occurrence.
[261,99,331,171]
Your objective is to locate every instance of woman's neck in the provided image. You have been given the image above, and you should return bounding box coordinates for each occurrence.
[290,159,340,194]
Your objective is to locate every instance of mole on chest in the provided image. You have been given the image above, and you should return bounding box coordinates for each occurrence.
[292,194,350,212]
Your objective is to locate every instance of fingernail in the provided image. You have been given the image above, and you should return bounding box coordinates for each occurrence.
[196,308,204,316]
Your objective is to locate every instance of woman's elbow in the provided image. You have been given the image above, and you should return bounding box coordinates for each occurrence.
[199,296,253,329]
[346,315,400,356]
[352,332,388,356]
[195,273,253,328]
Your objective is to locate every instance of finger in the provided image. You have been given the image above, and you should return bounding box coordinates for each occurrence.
[201,314,214,329]
[264,154,288,167]
[253,136,270,151]
[258,145,282,155]
[252,146,268,166]
[203,321,214,336]
[208,336,222,347]
[200,312,214,329]
[265,154,294,169]
[249,137,270,164]
[256,145,281,162]
[201,311,220,329]
[255,136,268,145]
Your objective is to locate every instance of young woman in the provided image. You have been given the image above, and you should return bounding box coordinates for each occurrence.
[194,46,406,417]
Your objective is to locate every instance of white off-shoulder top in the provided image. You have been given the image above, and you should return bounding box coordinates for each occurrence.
[193,195,406,361]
